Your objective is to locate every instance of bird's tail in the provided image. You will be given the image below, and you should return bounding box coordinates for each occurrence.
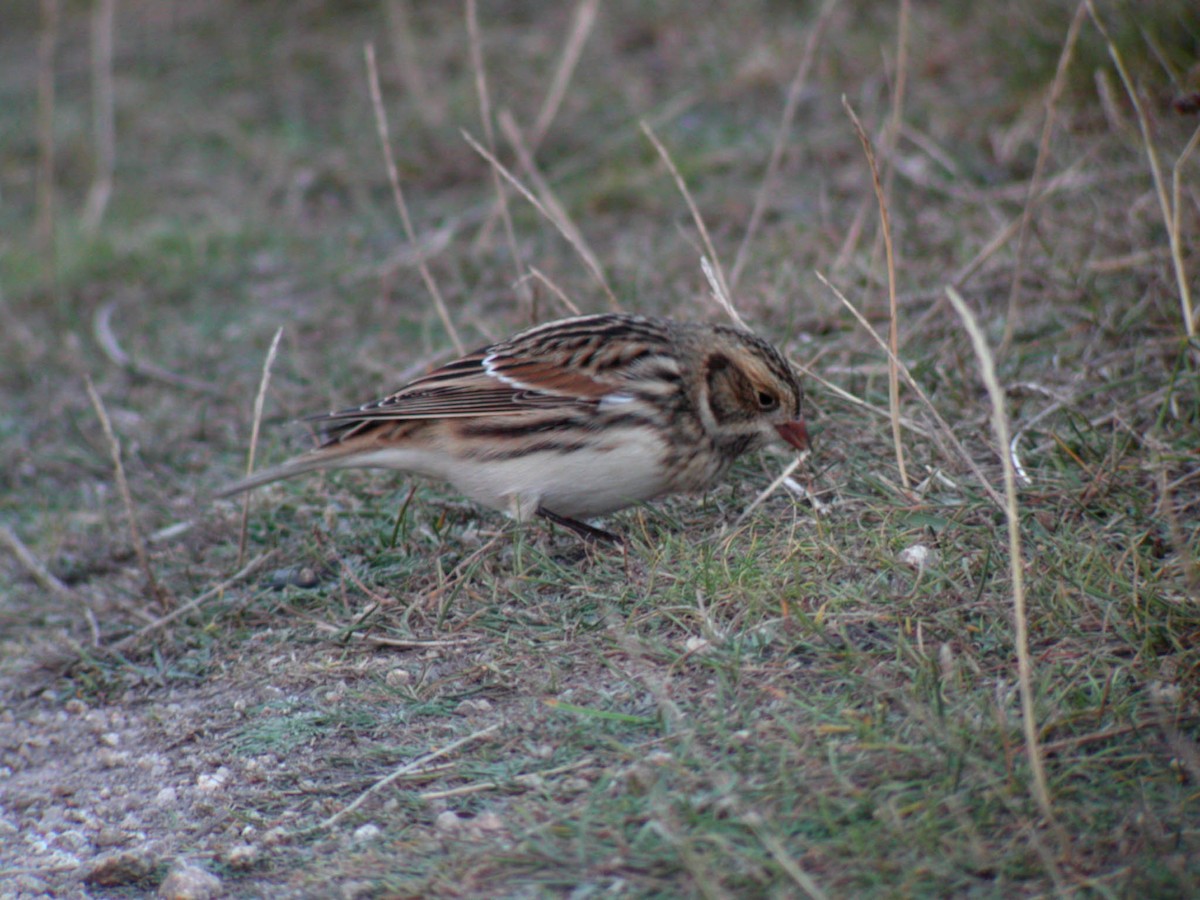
[214,447,361,498]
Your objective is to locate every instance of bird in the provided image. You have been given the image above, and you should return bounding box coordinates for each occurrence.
[217,313,809,542]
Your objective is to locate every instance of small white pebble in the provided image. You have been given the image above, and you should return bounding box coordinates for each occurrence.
[95,827,125,848]
[100,732,121,747]
[684,636,713,654]
[939,643,955,679]
[225,843,258,871]
[352,824,382,844]
[84,848,157,887]
[455,698,493,714]
[85,709,109,730]
[472,812,504,833]
[54,829,90,852]
[97,749,128,769]
[154,787,178,807]
[434,811,464,833]
[560,777,590,795]
[135,753,166,772]
[620,752,673,794]
[196,767,230,792]
[385,668,412,687]
[1149,681,1180,703]
[898,544,934,569]
[157,863,221,900]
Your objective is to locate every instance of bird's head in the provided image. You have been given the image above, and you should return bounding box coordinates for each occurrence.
[688,324,809,456]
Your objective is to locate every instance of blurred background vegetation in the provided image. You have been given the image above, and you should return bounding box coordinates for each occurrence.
[1,1,1198,896]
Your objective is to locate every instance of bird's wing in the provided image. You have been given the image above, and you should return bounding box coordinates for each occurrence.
[309,315,675,442]
[309,341,608,436]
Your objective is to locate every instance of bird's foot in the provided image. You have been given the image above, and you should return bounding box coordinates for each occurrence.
[536,507,623,546]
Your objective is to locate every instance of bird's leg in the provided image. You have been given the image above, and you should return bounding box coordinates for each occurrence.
[536,507,623,545]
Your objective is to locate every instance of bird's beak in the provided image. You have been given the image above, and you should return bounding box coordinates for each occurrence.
[775,420,810,452]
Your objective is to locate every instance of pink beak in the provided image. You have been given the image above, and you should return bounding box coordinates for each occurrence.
[774,419,810,451]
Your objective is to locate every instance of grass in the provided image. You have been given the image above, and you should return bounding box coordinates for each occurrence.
[2,0,1199,897]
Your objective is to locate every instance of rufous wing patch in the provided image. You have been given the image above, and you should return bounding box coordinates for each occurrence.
[485,358,613,399]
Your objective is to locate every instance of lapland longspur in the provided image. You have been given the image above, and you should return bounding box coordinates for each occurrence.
[219,314,809,541]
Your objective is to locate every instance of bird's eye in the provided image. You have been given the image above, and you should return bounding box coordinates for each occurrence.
[756,390,778,410]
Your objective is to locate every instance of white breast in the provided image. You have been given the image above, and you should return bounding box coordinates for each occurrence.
[342,426,670,522]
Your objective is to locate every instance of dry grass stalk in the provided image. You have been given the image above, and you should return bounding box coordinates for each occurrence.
[743,812,829,900]
[730,0,840,288]
[35,0,59,255]
[1086,0,1197,339]
[82,0,116,231]
[817,272,1006,509]
[1001,1,1087,352]
[1153,456,1200,595]
[84,377,165,609]
[290,722,502,838]
[110,553,273,654]
[528,0,600,151]
[364,43,465,355]
[733,457,804,529]
[93,302,221,394]
[384,0,445,128]
[0,525,77,606]
[879,0,910,223]
[498,109,620,311]
[474,0,599,259]
[831,194,872,276]
[317,626,478,650]
[842,97,909,493]
[948,214,1025,291]
[527,266,583,316]
[944,286,1055,828]
[639,121,736,323]
[418,756,594,801]
[462,130,618,311]
[806,368,934,439]
[237,327,283,569]
[465,0,533,317]
[701,256,746,330]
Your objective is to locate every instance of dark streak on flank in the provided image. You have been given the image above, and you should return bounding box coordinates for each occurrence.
[457,417,587,439]
[466,438,599,462]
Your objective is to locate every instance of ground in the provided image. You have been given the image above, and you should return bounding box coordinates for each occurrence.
[1,1,1199,897]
